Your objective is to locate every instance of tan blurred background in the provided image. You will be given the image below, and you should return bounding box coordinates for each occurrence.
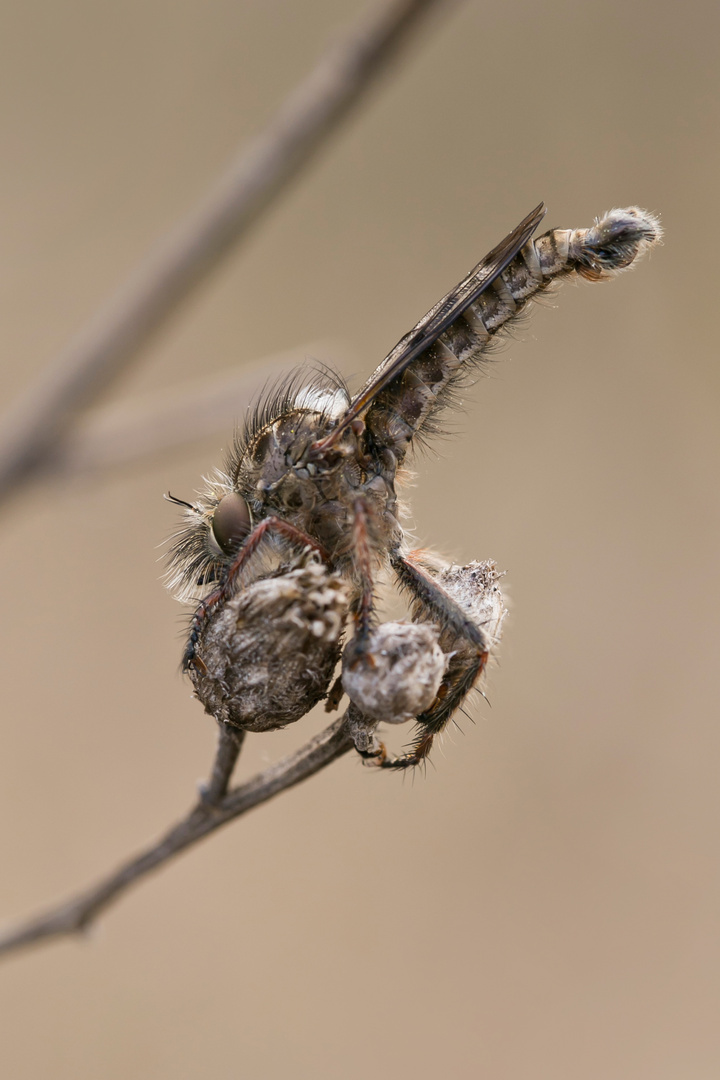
[0,0,717,1076]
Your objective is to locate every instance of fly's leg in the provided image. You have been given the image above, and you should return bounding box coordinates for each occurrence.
[182,515,328,671]
[356,551,489,770]
[349,497,376,643]
[340,496,382,696]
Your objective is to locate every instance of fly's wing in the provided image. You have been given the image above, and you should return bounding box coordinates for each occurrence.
[316,203,545,449]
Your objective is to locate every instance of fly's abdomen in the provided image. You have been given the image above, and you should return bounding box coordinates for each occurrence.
[448,208,661,345]
[368,207,661,457]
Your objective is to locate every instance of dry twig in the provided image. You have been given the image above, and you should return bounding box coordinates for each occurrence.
[0,715,354,958]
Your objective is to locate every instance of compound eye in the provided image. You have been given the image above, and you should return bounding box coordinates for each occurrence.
[211,492,251,554]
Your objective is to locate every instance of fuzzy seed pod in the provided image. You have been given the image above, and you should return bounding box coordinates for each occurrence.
[189,562,349,732]
[406,558,506,701]
[342,622,447,725]
[431,560,506,656]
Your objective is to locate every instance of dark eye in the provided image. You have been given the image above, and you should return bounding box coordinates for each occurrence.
[211,493,252,554]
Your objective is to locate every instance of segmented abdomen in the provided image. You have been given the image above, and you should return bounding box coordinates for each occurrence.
[366,207,661,459]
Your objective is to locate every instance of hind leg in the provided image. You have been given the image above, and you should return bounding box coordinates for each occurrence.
[354,550,489,770]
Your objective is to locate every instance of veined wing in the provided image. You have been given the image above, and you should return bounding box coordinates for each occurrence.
[315,202,545,449]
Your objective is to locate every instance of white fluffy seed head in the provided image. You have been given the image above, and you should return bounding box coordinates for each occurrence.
[434,560,507,652]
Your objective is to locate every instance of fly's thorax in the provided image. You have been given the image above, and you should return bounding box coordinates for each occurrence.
[231,406,401,556]
[233,408,331,519]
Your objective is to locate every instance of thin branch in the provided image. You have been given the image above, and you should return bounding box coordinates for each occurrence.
[0,714,354,959]
[0,0,455,508]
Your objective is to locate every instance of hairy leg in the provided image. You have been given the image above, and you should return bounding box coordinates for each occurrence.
[349,497,377,642]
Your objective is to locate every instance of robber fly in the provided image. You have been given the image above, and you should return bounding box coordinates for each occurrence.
[166,204,660,769]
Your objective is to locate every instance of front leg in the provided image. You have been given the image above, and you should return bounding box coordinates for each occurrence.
[348,496,377,643]
[183,515,327,671]
[339,496,387,725]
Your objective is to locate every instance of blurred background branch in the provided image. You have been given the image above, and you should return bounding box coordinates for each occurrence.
[41,343,339,480]
[0,0,455,508]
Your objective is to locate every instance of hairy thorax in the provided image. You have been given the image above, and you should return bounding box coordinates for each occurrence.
[235,408,403,570]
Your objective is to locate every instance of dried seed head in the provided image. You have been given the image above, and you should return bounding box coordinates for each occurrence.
[342,622,447,725]
[190,561,349,732]
[433,560,506,654]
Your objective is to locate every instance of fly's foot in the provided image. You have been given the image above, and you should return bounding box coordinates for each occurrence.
[356,742,389,768]
[345,705,385,767]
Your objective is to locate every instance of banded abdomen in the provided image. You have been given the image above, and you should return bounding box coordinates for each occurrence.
[364,207,661,461]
